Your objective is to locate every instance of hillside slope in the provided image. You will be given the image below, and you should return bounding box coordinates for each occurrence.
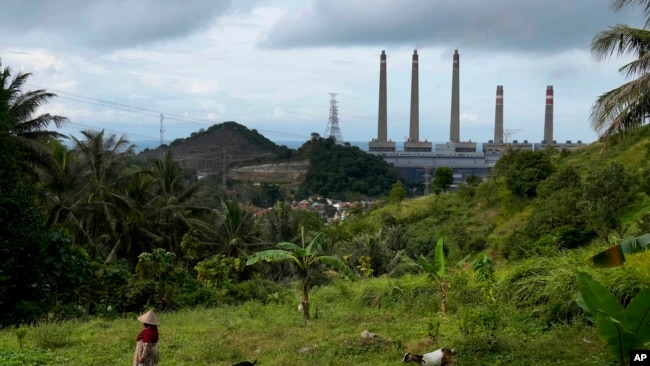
[138,121,286,175]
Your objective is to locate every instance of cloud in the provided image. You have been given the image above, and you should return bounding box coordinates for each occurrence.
[0,0,246,51]
[260,0,644,53]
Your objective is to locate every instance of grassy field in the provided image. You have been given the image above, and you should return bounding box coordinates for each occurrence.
[0,274,613,366]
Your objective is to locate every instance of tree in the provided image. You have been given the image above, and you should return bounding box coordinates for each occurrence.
[590,0,650,144]
[69,129,136,259]
[505,150,554,198]
[433,167,454,192]
[465,173,482,187]
[389,180,406,202]
[580,161,631,242]
[0,98,49,325]
[246,227,356,320]
[206,200,261,259]
[0,59,68,168]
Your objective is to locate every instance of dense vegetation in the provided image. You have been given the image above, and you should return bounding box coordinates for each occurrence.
[294,135,404,200]
[2,1,650,363]
[166,121,281,153]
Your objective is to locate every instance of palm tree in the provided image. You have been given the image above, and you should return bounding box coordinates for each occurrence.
[148,151,211,259]
[37,141,86,228]
[199,199,262,264]
[0,59,68,166]
[590,0,650,144]
[247,227,356,320]
[70,129,135,259]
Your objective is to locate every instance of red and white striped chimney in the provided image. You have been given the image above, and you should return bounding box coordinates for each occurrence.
[494,85,503,143]
[543,85,553,144]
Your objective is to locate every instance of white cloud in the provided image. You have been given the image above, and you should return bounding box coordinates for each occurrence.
[0,0,644,146]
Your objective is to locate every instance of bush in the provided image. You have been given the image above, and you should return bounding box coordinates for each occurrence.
[497,256,586,324]
[0,349,50,366]
[228,276,286,304]
[32,321,80,349]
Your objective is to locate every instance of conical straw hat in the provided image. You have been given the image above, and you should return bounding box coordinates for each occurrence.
[137,310,159,325]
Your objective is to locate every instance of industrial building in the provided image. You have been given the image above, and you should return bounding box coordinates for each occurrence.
[368,49,585,184]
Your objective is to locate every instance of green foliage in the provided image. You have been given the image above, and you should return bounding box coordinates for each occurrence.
[42,230,94,315]
[576,272,650,366]
[505,150,554,197]
[296,136,404,199]
[389,180,407,202]
[0,114,50,326]
[465,173,483,187]
[357,255,374,277]
[497,255,587,324]
[433,166,454,192]
[395,238,450,314]
[12,327,27,349]
[580,161,632,241]
[0,275,627,366]
[169,121,281,153]
[589,233,650,268]
[195,254,239,287]
[0,348,49,366]
[457,305,498,349]
[247,227,356,319]
[472,255,496,304]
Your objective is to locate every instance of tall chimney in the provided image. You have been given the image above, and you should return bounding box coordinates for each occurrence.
[377,50,388,142]
[494,85,504,143]
[450,50,460,143]
[409,50,419,142]
[544,85,553,143]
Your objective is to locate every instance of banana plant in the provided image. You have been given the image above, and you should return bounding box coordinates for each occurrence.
[396,237,449,315]
[576,272,650,366]
[246,227,356,320]
[589,233,650,268]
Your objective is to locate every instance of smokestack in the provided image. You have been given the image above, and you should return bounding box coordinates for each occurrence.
[494,85,504,143]
[409,50,419,142]
[450,50,460,143]
[544,85,553,143]
[377,50,388,142]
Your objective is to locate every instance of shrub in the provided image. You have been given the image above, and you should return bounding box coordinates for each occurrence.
[497,255,586,324]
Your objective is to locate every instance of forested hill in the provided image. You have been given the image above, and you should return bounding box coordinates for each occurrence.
[294,136,404,200]
[139,121,288,158]
[137,121,293,175]
[137,120,406,200]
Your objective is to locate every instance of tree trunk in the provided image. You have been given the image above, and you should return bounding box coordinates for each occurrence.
[439,282,447,315]
[301,278,310,320]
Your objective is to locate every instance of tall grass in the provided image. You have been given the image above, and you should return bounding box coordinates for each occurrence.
[0,274,620,365]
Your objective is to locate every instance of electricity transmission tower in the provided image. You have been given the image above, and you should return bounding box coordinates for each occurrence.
[503,128,522,143]
[324,93,344,144]
[160,113,165,146]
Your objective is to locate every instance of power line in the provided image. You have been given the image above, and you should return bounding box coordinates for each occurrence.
[30,85,311,140]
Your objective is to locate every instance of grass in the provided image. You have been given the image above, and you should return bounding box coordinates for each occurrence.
[0,275,618,366]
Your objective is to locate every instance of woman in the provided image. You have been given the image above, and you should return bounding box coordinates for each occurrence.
[133,310,160,366]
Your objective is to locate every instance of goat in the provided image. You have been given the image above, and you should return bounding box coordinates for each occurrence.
[231,360,256,366]
[403,348,456,365]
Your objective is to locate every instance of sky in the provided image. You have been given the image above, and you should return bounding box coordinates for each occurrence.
[0,0,644,150]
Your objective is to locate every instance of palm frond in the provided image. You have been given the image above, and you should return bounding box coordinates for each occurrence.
[612,0,650,28]
[591,25,650,75]
[315,255,356,281]
[590,73,650,144]
[246,249,294,265]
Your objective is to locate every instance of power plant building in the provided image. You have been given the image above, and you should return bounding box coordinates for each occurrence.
[368,49,585,182]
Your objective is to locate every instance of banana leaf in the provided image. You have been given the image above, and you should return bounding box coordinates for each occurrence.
[588,233,650,268]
